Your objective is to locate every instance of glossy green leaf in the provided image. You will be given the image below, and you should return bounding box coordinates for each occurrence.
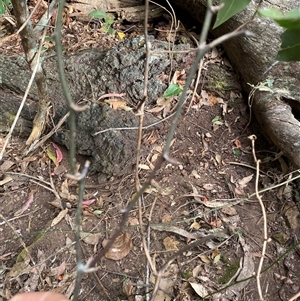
[163,83,182,98]
[276,29,300,61]
[88,9,106,20]
[213,0,251,29]
[258,8,300,29]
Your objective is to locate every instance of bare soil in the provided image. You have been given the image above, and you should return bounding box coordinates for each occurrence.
[1,5,300,301]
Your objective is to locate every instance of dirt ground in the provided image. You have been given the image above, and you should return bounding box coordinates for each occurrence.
[1,3,300,301]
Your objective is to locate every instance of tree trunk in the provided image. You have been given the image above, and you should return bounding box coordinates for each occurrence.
[170,0,300,168]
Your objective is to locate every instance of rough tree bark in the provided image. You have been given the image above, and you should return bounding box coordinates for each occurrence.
[170,0,300,168]
[0,37,195,178]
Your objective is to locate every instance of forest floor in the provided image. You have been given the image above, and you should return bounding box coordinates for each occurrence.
[1,3,300,301]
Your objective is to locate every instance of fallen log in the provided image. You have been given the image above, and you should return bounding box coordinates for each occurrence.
[170,0,300,168]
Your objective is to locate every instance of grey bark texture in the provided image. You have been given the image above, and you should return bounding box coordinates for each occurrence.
[170,0,300,168]
[0,37,195,178]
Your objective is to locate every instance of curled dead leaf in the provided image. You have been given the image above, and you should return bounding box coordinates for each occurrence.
[102,232,132,261]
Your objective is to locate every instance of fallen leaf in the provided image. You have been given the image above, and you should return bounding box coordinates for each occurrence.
[198,254,211,264]
[55,261,66,279]
[234,139,241,148]
[0,160,14,172]
[163,237,179,251]
[221,206,237,216]
[51,142,63,164]
[162,214,172,223]
[237,174,253,189]
[189,282,209,298]
[192,265,202,277]
[190,221,200,230]
[104,98,132,111]
[14,189,36,216]
[51,208,68,227]
[102,232,132,260]
[284,205,299,230]
[82,198,96,207]
[215,154,222,165]
[81,231,102,246]
[46,147,58,167]
[138,164,150,170]
[0,174,13,186]
[117,31,125,39]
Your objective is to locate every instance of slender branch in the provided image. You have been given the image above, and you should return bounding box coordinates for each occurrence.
[54,0,77,173]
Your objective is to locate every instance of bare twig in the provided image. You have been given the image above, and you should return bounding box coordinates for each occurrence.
[248,134,269,301]
[93,112,174,135]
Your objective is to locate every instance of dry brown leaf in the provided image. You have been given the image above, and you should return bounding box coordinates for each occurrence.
[102,232,132,260]
[192,265,202,278]
[189,282,209,298]
[0,160,14,172]
[221,206,237,216]
[48,198,64,210]
[198,254,211,264]
[237,174,253,189]
[0,174,13,186]
[51,208,68,227]
[190,221,200,230]
[162,214,172,223]
[138,164,150,170]
[81,231,102,246]
[104,98,132,111]
[163,237,179,251]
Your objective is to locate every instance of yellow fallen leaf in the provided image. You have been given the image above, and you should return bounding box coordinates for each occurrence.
[104,98,132,111]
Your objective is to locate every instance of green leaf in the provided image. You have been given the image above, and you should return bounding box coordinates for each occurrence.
[105,17,114,25]
[276,29,300,61]
[213,254,221,263]
[232,148,241,157]
[106,27,115,35]
[0,1,4,15]
[258,8,300,29]
[163,83,182,98]
[46,148,58,167]
[213,0,251,29]
[88,9,106,20]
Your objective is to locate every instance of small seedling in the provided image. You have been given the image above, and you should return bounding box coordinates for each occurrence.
[88,9,115,35]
